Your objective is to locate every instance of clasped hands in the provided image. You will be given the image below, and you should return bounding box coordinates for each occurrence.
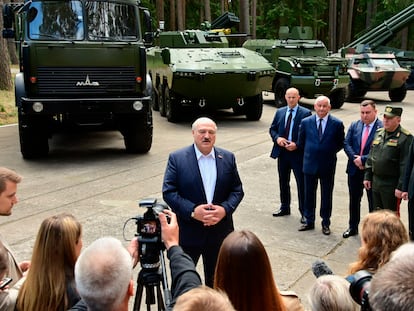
[192,204,226,226]
[276,137,297,151]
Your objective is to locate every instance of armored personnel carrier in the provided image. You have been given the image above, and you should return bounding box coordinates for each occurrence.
[340,3,414,100]
[146,26,275,122]
[243,26,349,109]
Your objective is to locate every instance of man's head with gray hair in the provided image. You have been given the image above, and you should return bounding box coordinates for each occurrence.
[75,237,133,311]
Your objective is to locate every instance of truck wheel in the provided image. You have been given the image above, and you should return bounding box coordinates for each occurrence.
[346,80,367,101]
[245,94,263,121]
[121,115,153,153]
[389,84,407,102]
[273,78,289,108]
[158,84,166,117]
[151,86,159,111]
[165,87,181,123]
[18,112,49,159]
[329,88,346,109]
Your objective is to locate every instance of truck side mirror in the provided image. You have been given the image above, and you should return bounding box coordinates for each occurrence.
[142,9,153,47]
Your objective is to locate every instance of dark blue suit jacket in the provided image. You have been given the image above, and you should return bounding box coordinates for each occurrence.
[297,114,345,175]
[344,118,383,176]
[162,145,244,247]
[269,105,312,159]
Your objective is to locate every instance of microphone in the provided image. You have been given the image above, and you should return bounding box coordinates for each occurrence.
[312,259,334,278]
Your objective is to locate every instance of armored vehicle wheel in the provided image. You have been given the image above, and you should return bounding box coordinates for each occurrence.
[245,94,263,121]
[164,87,181,123]
[389,84,407,102]
[120,115,153,153]
[18,112,49,159]
[273,77,289,107]
[151,86,159,111]
[158,84,166,117]
[329,88,346,109]
[347,80,367,101]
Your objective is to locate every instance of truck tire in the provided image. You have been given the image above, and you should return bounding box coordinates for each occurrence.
[389,84,407,102]
[273,77,289,108]
[151,86,159,111]
[329,88,346,109]
[18,111,49,159]
[346,80,367,101]
[245,94,263,121]
[158,84,166,117]
[121,115,153,153]
[165,87,181,123]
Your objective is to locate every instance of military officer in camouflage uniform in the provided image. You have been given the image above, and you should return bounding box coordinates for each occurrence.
[363,105,413,214]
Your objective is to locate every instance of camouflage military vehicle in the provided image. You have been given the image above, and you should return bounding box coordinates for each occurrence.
[242,26,349,109]
[146,28,275,122]
[343,47,410,101]
[340,3,414,99]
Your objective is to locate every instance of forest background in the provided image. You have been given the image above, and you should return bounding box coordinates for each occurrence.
[0,0,413,123]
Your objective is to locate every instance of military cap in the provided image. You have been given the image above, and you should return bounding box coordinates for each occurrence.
[383,105,403,117]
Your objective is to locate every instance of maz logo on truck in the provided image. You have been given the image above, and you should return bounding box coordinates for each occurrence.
[76,75,100,87]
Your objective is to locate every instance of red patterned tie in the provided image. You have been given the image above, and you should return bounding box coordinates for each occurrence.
[360,125,370,156]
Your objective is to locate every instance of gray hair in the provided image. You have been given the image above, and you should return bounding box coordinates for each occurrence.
[308,274,358,311]
[75,237,132,311]
[191,117,217,131]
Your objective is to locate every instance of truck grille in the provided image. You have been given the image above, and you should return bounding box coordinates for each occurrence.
[36,67,136,96]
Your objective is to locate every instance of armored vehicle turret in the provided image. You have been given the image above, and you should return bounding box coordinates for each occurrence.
[340,3,414,99]
[243,26,349,109]
[146,22,275,122]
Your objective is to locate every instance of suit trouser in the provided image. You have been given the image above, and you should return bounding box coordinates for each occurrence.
[304,172,335,227]
[182,243,221,288]
[347,170,373,230]
[408,199,414,241]
[277,151,305,215]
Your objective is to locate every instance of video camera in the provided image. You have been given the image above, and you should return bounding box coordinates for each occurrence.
[347,270,373,311]
[134,198,170,270]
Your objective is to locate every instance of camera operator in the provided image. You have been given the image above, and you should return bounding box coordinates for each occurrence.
[69,210,203,311]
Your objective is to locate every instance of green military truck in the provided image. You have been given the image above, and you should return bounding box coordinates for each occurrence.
[2,0,153,158]
[243,26,349,109]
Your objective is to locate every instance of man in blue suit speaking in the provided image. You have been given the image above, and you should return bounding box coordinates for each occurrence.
[297,96,345,235]
[162,117,244,287]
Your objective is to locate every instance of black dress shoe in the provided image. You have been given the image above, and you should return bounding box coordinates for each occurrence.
[272,209,290,217]
[298,223,315,231]
[300,216,306,224]
[322,226,331,235]
[343,228,358,238]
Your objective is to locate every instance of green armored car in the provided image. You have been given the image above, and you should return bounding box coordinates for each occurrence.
[147,27,275,122]
[243,26,349,108]
[3,0,153,158]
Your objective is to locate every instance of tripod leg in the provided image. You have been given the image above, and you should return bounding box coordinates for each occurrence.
[156,284,165,311]
[133,280,144,311]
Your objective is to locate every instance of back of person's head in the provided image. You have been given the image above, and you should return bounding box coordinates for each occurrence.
[0,240,8,279]
[308,275,358,311]
[370,251,414,311]
[0,167,21,193]
[214,230,286,311]
[17,213,82,311]
[75,237,133,311]
[349,209,408,274]
[173,286,235,311]
[390,242,414,261]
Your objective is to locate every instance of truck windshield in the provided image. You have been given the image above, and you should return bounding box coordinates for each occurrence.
[28,0,139,41]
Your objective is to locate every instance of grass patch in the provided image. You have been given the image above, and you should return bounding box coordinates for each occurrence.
[0,65,17,126]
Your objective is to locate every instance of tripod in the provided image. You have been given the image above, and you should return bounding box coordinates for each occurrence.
[133,250,171,311]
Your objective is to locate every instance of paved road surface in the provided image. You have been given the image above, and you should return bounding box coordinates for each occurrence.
[1,91,413,310]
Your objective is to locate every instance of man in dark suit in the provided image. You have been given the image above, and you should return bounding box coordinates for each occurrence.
[162,117,244,287]
[269,87,311,223]
[402,140,414,241]
[296,96,344,235]
[343,100,383,238]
